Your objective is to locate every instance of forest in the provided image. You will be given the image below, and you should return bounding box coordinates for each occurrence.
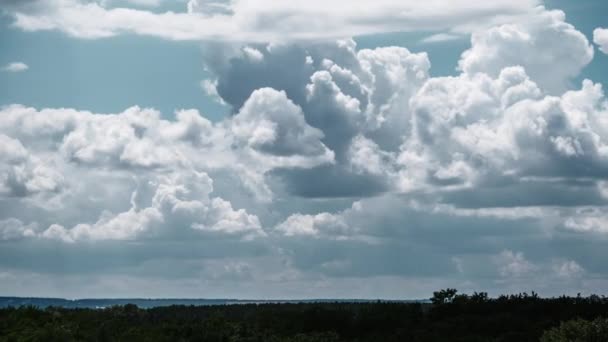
[1,290,608,341]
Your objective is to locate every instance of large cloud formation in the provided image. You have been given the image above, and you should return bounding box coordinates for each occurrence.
[2,5,608,298]
[1,0,540,41]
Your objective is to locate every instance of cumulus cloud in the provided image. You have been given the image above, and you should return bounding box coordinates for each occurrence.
[495,250,536,278]
[2,62,28,72]
[267,193,606,294]
[204,39,430,197]
[275,212,350,238]
[1,0,541,41]
[595,28,608,55]
[458,9,593,93]
[199,12,605,205]
[231,88,333,163]
[0,102,334,242]
[3,4,608,297]
[553,260,584,278]
[401,72,608,201]
[42,171,264,242]
[564,207,608,233]
[0,134,64,197]
[42,208,162,243]
[0,218,37,241]
[4,9,603,214]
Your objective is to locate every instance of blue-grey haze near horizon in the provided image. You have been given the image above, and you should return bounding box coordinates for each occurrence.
[0,0,608,299]
[0,297,427,309]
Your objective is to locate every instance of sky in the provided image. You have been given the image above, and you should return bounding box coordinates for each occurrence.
[0,0,608,299]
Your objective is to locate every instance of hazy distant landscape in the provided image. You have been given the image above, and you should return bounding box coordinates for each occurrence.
[0,297,423,309]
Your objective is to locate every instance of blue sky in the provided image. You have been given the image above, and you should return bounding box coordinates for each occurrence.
[0,15,228,120]
[1,0,608,299]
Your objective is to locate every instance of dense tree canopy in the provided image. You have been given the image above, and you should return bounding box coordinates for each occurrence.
[1,291,607,341]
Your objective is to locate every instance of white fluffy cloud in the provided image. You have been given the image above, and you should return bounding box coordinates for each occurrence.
[458,9,593,93]
[595,28,608,55]
[399,72,608,198]
[0,100,337,242]
[2,0,541,41]
[275,212,350,238]
[0,134,64,197]
[2,62,28,72]
[41,171,264,242]
[199,9,604,204]
[4,8,602,224]
[231,88,334,165]
[211,21,602,204]
[0,15,608,216]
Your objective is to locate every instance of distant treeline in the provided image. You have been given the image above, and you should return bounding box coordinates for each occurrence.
[0,297,421,310]
[1,290,608,341]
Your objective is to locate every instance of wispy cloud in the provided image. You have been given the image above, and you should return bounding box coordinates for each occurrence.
[104,0,164,8]
[3,0,541,41]
[420,33,463,44]
[2,62,29,73]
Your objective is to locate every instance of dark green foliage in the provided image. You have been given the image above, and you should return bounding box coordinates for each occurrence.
[1,291,608,341]
[430,288,458,305]
[541,317,608,342]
